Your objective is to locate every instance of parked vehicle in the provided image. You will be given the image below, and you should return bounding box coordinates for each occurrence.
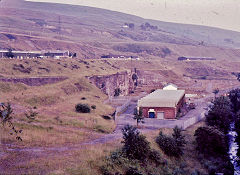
[189,103,196,109]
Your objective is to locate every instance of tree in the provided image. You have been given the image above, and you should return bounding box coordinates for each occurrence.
[132,73,138,81]
[212,88,219,98]
[128,23,135,29]
[172,126,186,148]
[133,108,144,127]
[194,126,228,157]
[122,125,150,161]
[228,88,240,113]
[5,49,14,58]
[73,53,77,57]
[0,103,22,141]
[194,126,234,175]
[237,73,240,82]
[114,88,121,97]
[132,73,138,89]
[205,96,233,133]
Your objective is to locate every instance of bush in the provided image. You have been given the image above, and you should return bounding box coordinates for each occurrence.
[91,105,96,109]
[75,103,91,113]
[114,88,121,97]
[156,132,182,157]
[156,127,186,158]
[161,48,171,58]
[102,115,112,120]
[148,149,164,166]
[122,125,151,161]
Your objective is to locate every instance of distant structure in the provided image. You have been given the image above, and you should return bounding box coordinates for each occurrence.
[178,56,216,61]
[138,89,185,119]
[101,54,140,60]
[163,83,178,90]
[0,50,70,59]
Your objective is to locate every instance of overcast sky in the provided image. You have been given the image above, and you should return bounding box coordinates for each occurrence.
[26,0,240,32]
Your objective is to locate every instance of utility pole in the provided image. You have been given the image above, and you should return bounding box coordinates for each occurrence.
[58,16,61,38]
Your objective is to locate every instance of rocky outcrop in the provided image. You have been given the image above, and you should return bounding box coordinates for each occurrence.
[0,77,68,86]
[88,71,134,97]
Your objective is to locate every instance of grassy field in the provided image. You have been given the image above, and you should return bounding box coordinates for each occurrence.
[0,119,207,175]
[0,57,239,174]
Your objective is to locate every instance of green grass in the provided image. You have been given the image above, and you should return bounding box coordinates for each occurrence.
[24,95,60,106]
[0,82,27,93]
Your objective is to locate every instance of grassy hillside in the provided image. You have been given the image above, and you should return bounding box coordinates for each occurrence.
[0,58,126,148]
[2,0,240,48]
[0,1,239,174]
[1,0,240,61]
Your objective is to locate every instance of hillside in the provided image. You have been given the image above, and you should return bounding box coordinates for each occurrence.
[0,0,240,174]
[0,0,240,61]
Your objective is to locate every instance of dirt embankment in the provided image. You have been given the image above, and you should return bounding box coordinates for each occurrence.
[0,77,68,86]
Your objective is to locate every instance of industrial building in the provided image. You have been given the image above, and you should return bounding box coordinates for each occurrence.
[163,83,178,90]
[0,50,70,59]
[178,56,216,61]
[138,89,185,119]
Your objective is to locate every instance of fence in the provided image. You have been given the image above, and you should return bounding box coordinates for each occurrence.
[114,99,132,120]
[181,111,205,129]
[113,92,147,121]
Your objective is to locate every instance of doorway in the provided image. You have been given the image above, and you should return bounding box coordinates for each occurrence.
[149,112,155,118]
[157,112,164,119]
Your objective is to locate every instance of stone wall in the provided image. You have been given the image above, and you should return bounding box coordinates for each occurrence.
[136,70,163,87]
[0,77,68,86]
[88,71,134,97]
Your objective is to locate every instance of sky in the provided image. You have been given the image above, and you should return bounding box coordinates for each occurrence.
[25,0,240,32]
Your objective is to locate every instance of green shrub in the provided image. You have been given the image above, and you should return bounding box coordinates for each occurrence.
[102,115,111,120]
[156,132,181,157]
[148,149,164,166]
[156,127,186,158]
[91,105,96,109]
[75,103,91,113]
[122,125,151,161]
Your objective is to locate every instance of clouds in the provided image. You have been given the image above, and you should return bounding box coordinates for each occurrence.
[25,0,240,32]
